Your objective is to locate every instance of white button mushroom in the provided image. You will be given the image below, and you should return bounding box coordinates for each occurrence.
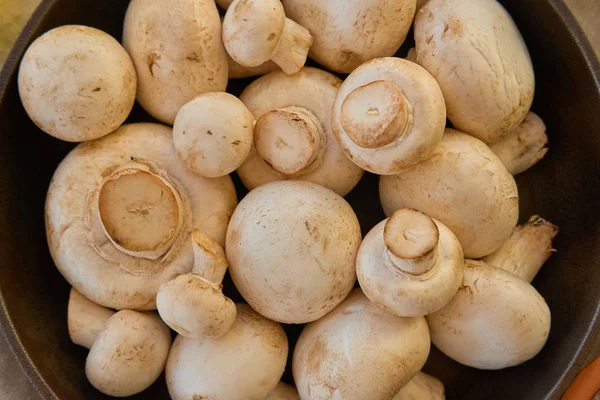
[122,0,228,125]
[293,289,430,400]
[157,230,236,338]
[67,289,171,397]
[414,0,535,143]
[282,0,417,73]
[17,25,136,142]
[379,129,519,258]
[173,92,255,178]
[238,67,364,196]
[46,123,237,310]
[226,181,362,324]
[222,0,313,75]
[166,304,288,400]
[331,57,446,175]
[267,382,301,400]
[427,260,551,370]
[393,372,445,400]
[357,208,464,317]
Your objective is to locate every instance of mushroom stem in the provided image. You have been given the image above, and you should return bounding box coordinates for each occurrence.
[191,230,229,284]
[481,215,559,283]
[68,288,115,349]
[340,80,414,149]
[270,18,313,75]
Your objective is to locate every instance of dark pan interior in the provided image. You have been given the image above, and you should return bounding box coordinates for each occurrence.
[0,0,599,399]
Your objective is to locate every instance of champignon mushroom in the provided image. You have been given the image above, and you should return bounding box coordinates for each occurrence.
[166,304,288,400]
[46,123,237,310]
[18,25,136,142]
[427,260,551,370]
[222,0,312,75]
[482,215,559,283]
[173,92,255,178]
[238,67,364,196]
[122,0,228,125]
[357,208,464,317]
[414,0,535,143]
[226,181,362,324]
[68,289,171,397]
[282,0,417,73]
[267,382,301,400]
[393,372,445,400]
[293,289,430,400]
[157,230,236,338]
[331,57,446,175]
[379,128,519,258]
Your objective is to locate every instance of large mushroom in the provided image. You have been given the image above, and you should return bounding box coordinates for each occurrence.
[293,289,430,400]
[226,181,362,324]
[238,67,364,196]
[394,372,445,400]
[331,57,446,175]
[379,129,519,258]
[45,123,237,310]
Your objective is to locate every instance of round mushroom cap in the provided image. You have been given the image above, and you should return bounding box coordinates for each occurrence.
[173,92,254,178]
[17,25,136,142]
[293,289,430,400]
[226,181,361,324]
[379,129,518,258]
[267,382,300,400]
[85,310,171,397]
[166,304,288,400]
[427,260,551,370]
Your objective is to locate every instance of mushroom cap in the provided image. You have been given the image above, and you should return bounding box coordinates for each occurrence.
[267,382,301,400]
[238,67,364,196]
[166,304,288,400]
[379,129,518,258]
[427,260,551,370]
[46,123,237,310]
[332,57,446,175]
[282,0,417,73]
[173,92,254,178]
[122,0,228,125]
[414,0,534,143]
[293,289,430,400]
[223,0,286,67]
[393,372,445,400]
[85,310,172,397]
[226,181,361,324]
[17,25,136,142]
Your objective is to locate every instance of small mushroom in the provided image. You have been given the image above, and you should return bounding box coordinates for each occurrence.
[482,215,559,283]
[357,208,464,317]
[226,181,362,324]
[331,57,446,175]
[166,304,288,400]
[222,0,312,75]
[393,372,445,400]
[18,25,136,142]
[293,289,430,400]
[173,92,255,178]
[267,382,300,400]
[427,260,551,370]
[157,230,236,338]
[282,0,417,73]
[68,289,171,397]
[238,68,364,196]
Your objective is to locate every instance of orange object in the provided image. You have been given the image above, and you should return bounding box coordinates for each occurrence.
[563,355,600,400]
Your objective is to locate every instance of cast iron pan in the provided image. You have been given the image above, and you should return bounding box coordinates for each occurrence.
[0,0,599,399]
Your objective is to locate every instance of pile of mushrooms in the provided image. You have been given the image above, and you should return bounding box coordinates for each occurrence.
[18,0,561,397]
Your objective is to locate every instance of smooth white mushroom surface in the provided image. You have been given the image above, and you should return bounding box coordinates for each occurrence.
[393,372,445,400]
[46,123,237,310]
[18,25,136,142]
[226,181,361,324]
[293,289,430,400]
[267,382,301,400]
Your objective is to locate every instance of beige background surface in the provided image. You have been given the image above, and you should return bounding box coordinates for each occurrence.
[1,0,599,399]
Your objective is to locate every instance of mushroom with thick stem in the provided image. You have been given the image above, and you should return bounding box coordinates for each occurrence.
[46,123,237,310]
[357,208,464,317]
[267,382,301,400]
[380,128,519,258]
[222,0,313,75]
[331,57,446,175]
[166,304,288,400]
[393,372,445,400]
[157,230,236,338]
[293,289,431,400]
[68,289,171,397]
[427,260,551,370]
[238,67,364,196]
